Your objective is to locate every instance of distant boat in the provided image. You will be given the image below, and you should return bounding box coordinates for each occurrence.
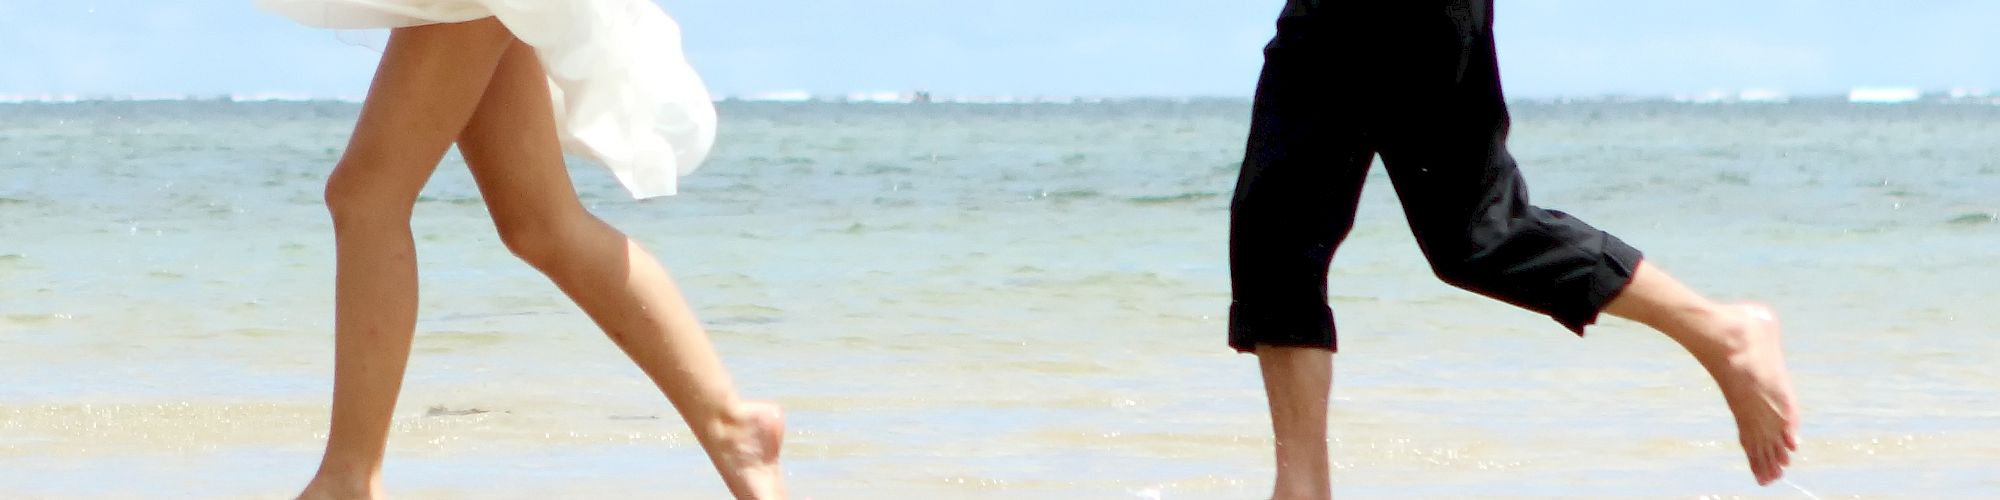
[740,90,813,103]
[1847,87,1921,104]
[843,91,909,104]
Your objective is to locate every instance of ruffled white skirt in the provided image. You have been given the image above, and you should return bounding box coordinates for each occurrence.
[257,0,716,198]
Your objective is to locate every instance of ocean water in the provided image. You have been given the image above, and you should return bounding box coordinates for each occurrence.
[1,99,1996,499]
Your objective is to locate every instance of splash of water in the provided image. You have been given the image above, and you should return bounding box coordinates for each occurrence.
[1781,478,1824,500]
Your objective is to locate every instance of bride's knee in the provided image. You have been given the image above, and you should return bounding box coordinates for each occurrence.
[322,164,419,228]
[493,209,599,267]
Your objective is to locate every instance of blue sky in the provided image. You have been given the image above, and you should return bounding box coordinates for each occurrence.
[1,0,1994,99]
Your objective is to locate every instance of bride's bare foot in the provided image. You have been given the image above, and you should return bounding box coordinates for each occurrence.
[705,401,786,499]
[1698,303,1801,485]
[296,473,382,500]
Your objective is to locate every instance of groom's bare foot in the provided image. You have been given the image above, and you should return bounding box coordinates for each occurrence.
[706,402,787,499]
[1700,303,1802,485]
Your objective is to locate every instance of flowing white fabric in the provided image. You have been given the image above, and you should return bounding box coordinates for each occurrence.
[258,0,717,198]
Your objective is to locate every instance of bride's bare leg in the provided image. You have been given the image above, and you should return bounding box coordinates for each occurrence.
[455,40,784,498]
[298,18,514,500]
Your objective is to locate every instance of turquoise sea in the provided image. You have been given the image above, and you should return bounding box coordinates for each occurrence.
[2,99,1996,498]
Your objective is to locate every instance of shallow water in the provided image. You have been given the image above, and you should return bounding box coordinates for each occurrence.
[1,100,1997,498]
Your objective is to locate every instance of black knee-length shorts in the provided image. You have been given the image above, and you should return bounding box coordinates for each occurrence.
[1228,0,1643,352]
